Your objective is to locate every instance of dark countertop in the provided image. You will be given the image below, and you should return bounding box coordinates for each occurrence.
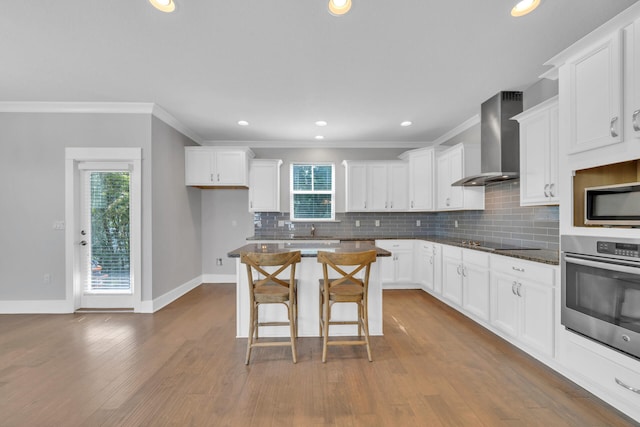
[228,241,392,258]
[246,235,559,265]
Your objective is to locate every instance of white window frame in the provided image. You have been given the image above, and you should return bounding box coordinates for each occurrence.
[289,162,335,222]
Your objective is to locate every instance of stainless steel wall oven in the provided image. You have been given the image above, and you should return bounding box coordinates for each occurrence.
[562,235,640,359]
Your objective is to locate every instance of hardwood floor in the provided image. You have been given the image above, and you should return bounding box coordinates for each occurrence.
[0,285,638,426]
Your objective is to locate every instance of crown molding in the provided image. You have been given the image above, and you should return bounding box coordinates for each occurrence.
[151,104,203,144]
[201,140,428,149]
[0,101,203,144]
[0,101,154,114]
[430,114,480,147]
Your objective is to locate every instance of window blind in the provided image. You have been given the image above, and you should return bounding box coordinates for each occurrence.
[290,163,335,220]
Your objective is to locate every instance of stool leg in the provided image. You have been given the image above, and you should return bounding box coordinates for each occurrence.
[246,301,256,364]
[362,299,372,362]
[289,300,297,364]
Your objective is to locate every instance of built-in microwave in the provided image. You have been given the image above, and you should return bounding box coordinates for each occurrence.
[585,182,640,226]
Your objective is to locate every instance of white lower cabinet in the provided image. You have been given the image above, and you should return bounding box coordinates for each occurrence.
[415,241,442,294]
[375,240,416,289]
[441,245,490,321]
[559,330,640,421]
[490,255,555,357]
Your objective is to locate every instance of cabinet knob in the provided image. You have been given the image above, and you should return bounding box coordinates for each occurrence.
[633,109,640,132]
[610,116,619,138]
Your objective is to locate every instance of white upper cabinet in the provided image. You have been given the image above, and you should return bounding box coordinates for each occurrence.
[565,30,624,154]
[513,96,559,206]
[631,18,640,139]
[436,143,484,211]
[343,161,408,212]
[248,159,282,212]
[185,146,254,187]
[403,148,435,211]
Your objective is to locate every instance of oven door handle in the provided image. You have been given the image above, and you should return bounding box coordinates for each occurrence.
[564,253,640,275]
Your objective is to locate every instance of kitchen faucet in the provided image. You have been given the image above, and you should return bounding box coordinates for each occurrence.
[311,224,316,237]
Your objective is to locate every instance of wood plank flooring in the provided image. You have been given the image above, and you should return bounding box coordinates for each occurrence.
[0,285,638,426]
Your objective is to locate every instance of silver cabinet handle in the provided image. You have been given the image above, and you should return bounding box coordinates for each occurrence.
[610,116,619,138]
[615,378,640,395]
[429,257,433,265]
[390,202,393,209]
[633,109,640,132]
[250,201,253,208]
[512,266,525,272]
[411,201,414,208]
[512,281,517,296]
[543,184,549,197]
[446,197,451,206]
[516,282,522,297]
[457,265,462,275]
[461,267,467,277]
[364,201,367,209]
[549,183,555,197]
[210,173,214,182]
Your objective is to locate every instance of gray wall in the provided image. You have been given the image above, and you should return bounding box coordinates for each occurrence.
[151,117,202,298]
[202,190,254,276]
[0,112,151,300]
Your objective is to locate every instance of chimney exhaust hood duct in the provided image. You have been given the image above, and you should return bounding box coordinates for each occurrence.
[452,91,523,186]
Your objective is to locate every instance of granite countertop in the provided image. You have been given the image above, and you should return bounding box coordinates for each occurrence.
[228,241,392,258]
[246,235,559,265]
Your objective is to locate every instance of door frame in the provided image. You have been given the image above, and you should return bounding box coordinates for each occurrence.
[65,147,142,312]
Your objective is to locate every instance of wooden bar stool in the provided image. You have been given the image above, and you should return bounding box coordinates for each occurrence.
[317,250,377,362]
[240,251,301,364]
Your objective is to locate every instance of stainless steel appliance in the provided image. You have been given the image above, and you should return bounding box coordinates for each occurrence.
[562,235,640,359]
[452,91,523,186]
[585,182,640,226]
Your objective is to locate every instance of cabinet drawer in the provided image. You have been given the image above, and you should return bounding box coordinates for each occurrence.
[563,332,640,408]
[463,249,490,267]
[375,240,414,251]
[491,254,555,285]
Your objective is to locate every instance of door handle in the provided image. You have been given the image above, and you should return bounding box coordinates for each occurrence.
[610,116,619,138]
[633,109,640,132]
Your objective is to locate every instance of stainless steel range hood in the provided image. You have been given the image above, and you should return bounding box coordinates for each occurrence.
[452,91,523,186]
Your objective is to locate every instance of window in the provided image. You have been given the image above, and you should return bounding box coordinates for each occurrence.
[290,163,335,221]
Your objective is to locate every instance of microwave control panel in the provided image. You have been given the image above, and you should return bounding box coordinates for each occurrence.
[597,241,640,258]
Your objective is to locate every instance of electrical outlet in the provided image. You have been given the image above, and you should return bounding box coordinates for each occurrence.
[454,220,459,228]
[416,220,421,226]
[216,258,223,266]
[43,274,52,284]
[278,220,285,227]
[375,220,380,227]
[355,220,360,227]
[53,221,65,230]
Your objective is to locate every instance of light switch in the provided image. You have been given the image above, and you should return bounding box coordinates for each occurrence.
[355,220,360,227]
[53,221,65,230]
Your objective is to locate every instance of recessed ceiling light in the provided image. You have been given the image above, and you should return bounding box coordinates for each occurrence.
[149,0,176,13]
[328,0,352,16]
[315,135,325,140]
[511,0,541,17]
[237,120,249,126]
[315,120,328,127]
[400,121,413,127]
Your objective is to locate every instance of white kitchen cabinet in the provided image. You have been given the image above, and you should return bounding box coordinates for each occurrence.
[248,159,282,212]
[414,241,442,294]
[564,31,624,154]
[490,255,556,357]
[633,18,640,139]
[343,161,408,212]
[400,148,435,211]
[513,96,559,206]
[435,144,484,211]
[441,245,490,319]
[185,146,253,187]
[375,240,416,289]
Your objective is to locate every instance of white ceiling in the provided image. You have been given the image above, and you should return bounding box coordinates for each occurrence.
[1,0,638,147]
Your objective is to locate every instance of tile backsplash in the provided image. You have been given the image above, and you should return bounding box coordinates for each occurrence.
[253,181,559,250]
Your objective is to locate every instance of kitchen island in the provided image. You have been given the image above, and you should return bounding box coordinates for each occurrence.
[228,241,391,338]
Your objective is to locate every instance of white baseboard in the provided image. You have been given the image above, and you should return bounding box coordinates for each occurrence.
[0,299,73,314]
[202,274,236,283]
[144,275,203,313]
